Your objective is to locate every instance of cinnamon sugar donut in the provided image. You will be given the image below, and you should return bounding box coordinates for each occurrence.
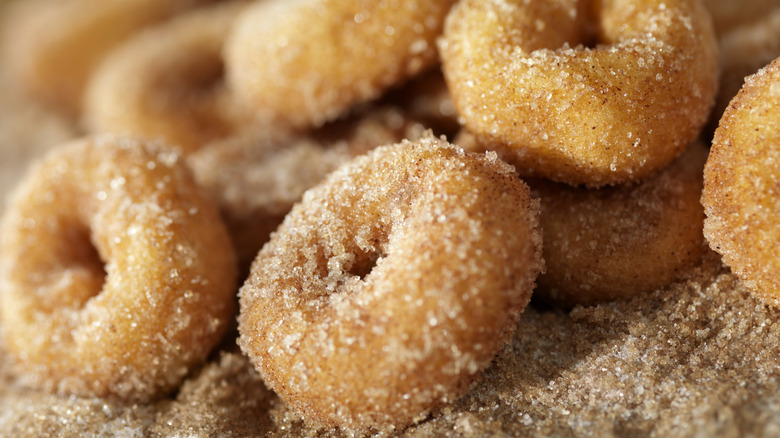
[0,135,237,401]
[703,57,780,306]
[1,0,215,116]
[225,0,457,128]
[84,1,249,154]
[238,136,542,432]
[534,141,709,307]
[440,0,718,186]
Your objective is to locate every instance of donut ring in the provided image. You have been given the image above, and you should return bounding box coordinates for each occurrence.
[1,0,215,117]
[238,136,543,431]
[84,1,249,154]
[703,57,780,306]
[534,141,709,307]
[0,135,237,400]
[439,0,718,187]
[225,0,457,128]
[189,106,422,269]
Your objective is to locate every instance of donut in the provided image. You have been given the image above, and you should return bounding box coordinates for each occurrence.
[238,135,543,432]
[0,135,237,401]
[703,57,780,306]
[225,0,457,129]
[439,0,719,187]
[84,1,250,154]
[1,0,215,117]
[189,106,423,269]
[708,7,780,136]
[533,141,709,307]
[703,0,780,35]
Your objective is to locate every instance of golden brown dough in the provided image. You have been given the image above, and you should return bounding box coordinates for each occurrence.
[0,135,237,401]
[703,57,780,306]
[225,0,457,128]
[440,0,718,186]
[84,1,250,154]
[238,136,542,432]
[534,141,709,306]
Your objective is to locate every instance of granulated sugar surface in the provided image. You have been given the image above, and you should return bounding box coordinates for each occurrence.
[3,253,780,436]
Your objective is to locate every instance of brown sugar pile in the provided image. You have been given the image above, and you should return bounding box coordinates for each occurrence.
[3,251,780,436]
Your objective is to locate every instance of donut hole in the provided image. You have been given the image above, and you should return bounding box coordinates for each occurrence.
[187,53,224,96]
[578,26,600,49]
[577,6,605,49]
[346,250,385,281]
[55,221,106,309]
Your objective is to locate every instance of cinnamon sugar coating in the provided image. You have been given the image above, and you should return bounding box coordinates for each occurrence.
[225,0,457,129]
[440,0,718,186]
[0,135,237,401]
[238,136,543,432]
[703,57,780,305]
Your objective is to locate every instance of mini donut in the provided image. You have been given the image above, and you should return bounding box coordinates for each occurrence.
[84,1,250,154]
[1,0,215,117]
[225,0,457,129]
[708,8,780,136]
[533,141,709,307]
[703,57,780,306]
[0,135,237,401]
[189,106,423,269]
[439,0,718,187]
[238,136,543,432]
[703,0,780,35]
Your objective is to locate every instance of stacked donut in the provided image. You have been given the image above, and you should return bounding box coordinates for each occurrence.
[443,0,718,306]
[1,0,779,434]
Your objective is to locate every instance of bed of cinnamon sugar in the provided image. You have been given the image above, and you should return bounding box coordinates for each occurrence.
[4,244,780,437]
[2,75,780,438]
